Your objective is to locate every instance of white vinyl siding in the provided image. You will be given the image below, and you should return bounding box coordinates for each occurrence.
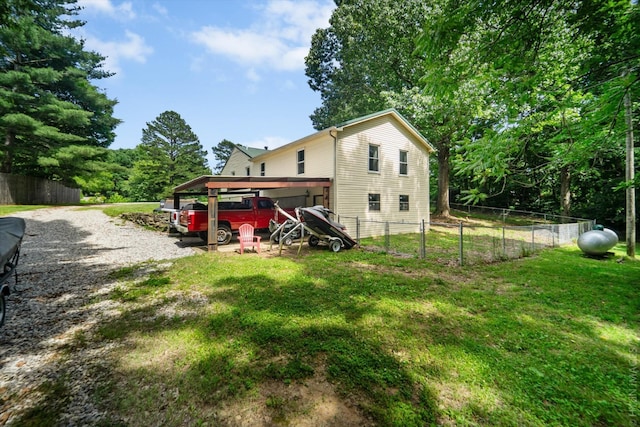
[253,136,334,178]
[220,148,252,176]
[334,115,430,237]
[246,111,431,239]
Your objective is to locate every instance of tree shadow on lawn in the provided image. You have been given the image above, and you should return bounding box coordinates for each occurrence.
[93,249,639,426]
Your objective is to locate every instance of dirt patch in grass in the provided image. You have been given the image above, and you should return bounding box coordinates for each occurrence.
[217,364,373,427]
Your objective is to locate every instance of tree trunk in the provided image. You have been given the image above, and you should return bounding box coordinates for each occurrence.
[2,131,14,174]
[560,165,571,218]
[624,87,635,257]
[435,138,451,217]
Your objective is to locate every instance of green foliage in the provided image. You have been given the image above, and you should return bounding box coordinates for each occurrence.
[416,0,638,226]
[305,0,430,129]
[35,144,113,192]
[129,111,211,201]
[0,0,120,176]
[305,0,461,215]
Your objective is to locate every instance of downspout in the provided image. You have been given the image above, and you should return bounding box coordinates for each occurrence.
[329,128,341,211]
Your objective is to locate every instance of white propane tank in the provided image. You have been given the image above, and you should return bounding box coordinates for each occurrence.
[577,227,618,256]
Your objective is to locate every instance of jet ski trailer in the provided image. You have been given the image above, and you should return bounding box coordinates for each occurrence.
[270,203,357,253]
[0,217,26,327]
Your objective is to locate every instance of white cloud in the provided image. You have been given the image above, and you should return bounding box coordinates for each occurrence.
[78,0,136,20]
[192,27,286,69]
[246,68,261,82]
[190,0,334,73]
[263,0,334,42]
[152,3,168,17]
[84,31,153,75]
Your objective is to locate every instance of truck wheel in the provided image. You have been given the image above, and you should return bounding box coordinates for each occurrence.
[308,235,320,247]
[330,239,342,253]
[0,294,5,328]
[217,225,232,245]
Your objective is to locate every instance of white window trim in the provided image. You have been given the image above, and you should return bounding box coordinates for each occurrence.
[368,144,380,173]
[368,193,381,211]
[399,150,408,176]
[297,149,305,175]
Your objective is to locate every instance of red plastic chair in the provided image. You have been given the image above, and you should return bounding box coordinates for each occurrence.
[238,223,261,254]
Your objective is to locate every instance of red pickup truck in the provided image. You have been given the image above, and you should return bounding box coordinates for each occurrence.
[175,196,291,245]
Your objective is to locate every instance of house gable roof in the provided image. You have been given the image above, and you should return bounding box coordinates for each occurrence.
[251,108,435,162]
[219,144,269,174]
[235,144,269,158]
[337,108,436,153]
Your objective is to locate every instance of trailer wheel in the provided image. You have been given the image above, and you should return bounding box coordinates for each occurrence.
[308,235,320,247]
[0,295,5,328]
[217,225,233,245]
[330,239,342,253]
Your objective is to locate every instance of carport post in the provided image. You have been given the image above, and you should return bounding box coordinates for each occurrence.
[208,188,218,252]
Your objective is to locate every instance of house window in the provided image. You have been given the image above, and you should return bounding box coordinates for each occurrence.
[368,144,379,172]
[399,150,408,175]
[245,167,250,176]
[297,149,305,174]
[260,162,265,176]
[399,195,409,211]
[368,193,380,211]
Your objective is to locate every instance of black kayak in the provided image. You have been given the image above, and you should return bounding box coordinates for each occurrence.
[1,217,26,327]
[0,217,25,271]
[299,206,357,250]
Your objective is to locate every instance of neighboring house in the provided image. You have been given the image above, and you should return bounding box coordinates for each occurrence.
[231,109,436,238]
[220,145,269,177]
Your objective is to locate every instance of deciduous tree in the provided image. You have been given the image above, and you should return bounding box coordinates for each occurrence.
[419,0,637,253]
[306,0,469,216]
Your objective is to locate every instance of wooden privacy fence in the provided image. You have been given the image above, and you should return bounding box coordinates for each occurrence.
[0,173,80,205]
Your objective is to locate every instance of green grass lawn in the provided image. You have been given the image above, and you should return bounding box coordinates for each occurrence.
[81,202,160,217]
[0,205,48,215]
[9,203,639,425]
[38,242,636,426]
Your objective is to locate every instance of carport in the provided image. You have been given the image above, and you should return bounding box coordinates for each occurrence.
[172,176,332,252]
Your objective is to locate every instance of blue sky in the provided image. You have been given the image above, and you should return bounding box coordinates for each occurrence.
[74,0,336,169]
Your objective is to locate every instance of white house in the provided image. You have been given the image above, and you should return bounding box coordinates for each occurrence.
[218,109,436,238]
[220,145,268,177]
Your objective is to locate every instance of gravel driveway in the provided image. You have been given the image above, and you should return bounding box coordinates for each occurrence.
[0,206,198,425]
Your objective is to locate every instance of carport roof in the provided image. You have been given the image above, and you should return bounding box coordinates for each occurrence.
[173,176,332,193]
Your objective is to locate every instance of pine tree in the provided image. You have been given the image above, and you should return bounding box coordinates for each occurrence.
[129,111,211,201]
[0,0,119,176]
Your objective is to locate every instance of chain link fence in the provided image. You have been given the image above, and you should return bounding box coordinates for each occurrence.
[337,208,595,266]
